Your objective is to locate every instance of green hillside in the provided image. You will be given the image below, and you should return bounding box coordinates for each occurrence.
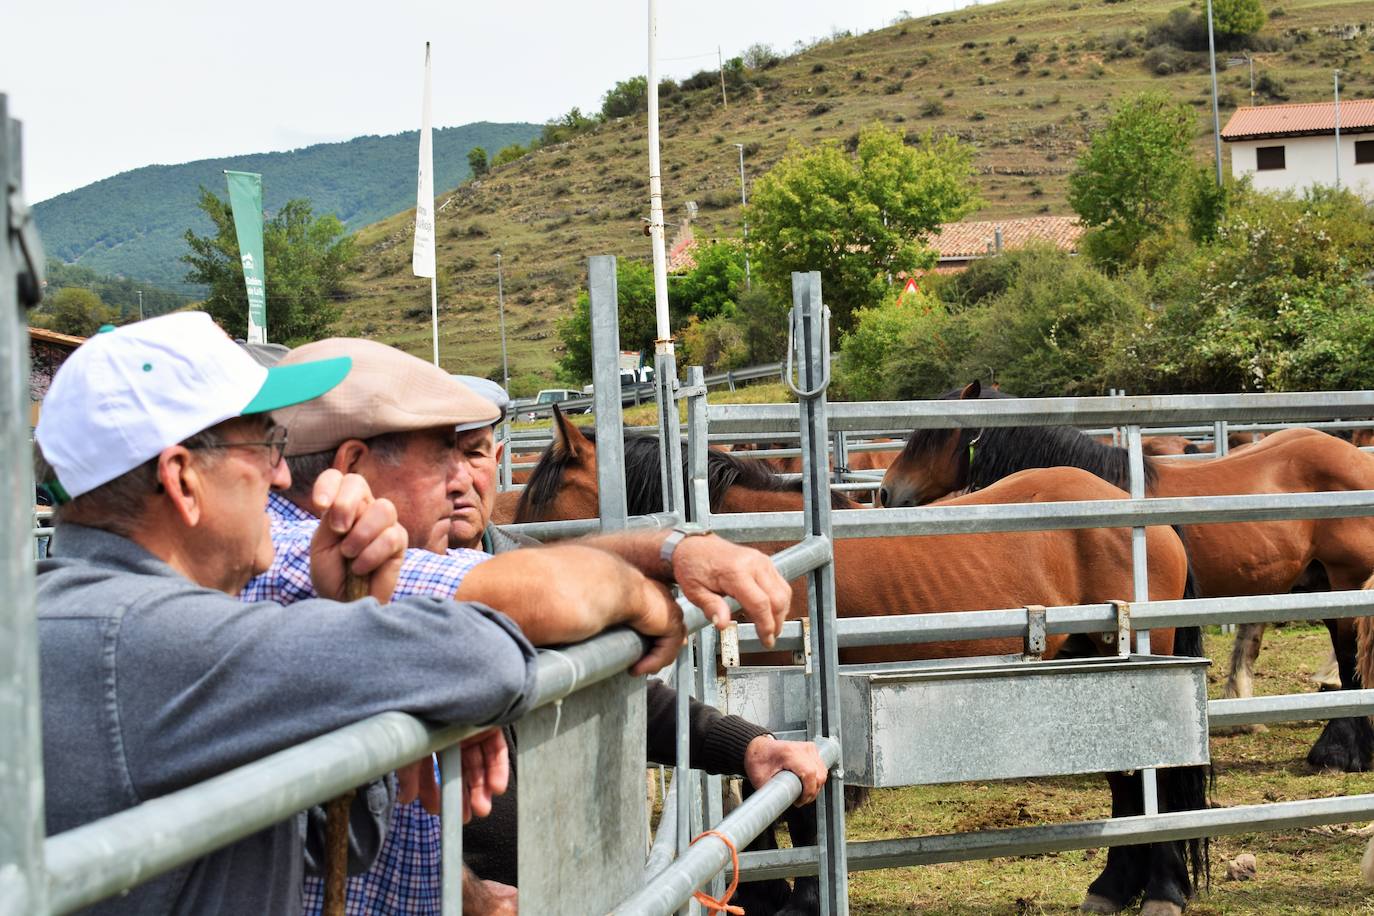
[335,0,1374,392]
[33,121,540,294]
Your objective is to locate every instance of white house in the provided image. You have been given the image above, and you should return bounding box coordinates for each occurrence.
[1221,99,1374,199]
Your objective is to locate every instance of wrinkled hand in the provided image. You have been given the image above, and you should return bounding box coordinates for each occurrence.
[397,756,441,815]
[671,535,793,648]
[457,728,510,823]
[743,735,829,806]
[309,469,408,603]
[463,867,519,915]
[627,576,688,676]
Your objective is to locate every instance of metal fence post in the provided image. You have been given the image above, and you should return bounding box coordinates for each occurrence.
[791,272,849,915]
[1,94,50,916]
[1213,419,1229,458]
[830,430,848,486]
[589,256,629,530]
[1125,424,1159,816]
[685,365,725,898]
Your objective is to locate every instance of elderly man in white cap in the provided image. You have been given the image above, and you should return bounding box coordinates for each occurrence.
[33,313,627,916]
[243,338,794,915]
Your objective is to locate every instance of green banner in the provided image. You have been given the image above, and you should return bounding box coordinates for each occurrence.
[224,170,267,343]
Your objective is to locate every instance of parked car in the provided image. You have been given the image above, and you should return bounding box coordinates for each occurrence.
[518,388,582,421]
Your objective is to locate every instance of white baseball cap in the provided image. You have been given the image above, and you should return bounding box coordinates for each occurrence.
[36,312,351,500]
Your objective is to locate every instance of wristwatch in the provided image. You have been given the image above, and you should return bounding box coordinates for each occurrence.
[660,522,711,568]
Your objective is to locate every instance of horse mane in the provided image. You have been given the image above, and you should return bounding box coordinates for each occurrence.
[517,426,853,520]
[898,385,1157,491]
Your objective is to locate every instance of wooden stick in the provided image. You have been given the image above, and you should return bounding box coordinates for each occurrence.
[322,570,370,916]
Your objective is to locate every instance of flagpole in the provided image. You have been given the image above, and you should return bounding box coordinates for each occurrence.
[413,42,440,365]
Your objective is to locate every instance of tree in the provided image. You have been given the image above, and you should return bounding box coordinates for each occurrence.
[491,143,527,167]
[467,146,489,178]
[601,76,648,119]
[673,241,747,321]
[181,188,354,344]
[1213,0,1265,38]
[557,259,661,383]
[745,122,979,331]
[1068,93,1196,268]
[31,287,120,337]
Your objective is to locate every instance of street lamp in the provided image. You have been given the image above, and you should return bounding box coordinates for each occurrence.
[495,252,509,392]
[1334,70,1342,191]
[733,142,751,290]
[1205,0,1223,186]
[1226,54,1254,106]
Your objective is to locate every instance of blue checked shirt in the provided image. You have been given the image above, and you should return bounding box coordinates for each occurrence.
[243,492,491,915]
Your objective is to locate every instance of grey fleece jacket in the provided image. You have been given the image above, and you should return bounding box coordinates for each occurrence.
[37,524,538,916]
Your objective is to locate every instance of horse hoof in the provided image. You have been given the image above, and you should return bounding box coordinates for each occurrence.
[1080,893,1123,914]
[1139,901,1183,916]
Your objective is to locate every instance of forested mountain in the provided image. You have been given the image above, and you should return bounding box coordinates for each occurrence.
[33,121,539,293]
[41,261,191,318]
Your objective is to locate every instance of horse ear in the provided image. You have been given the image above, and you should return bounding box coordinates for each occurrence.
[960,380,982,400]
[551,405,590,460]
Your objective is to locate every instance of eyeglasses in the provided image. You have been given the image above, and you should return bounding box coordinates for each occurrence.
[186,425,289,469]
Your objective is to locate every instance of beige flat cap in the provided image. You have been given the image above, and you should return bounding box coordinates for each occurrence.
[274,338,498,456]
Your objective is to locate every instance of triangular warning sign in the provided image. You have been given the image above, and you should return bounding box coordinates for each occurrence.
[900,276,919,301]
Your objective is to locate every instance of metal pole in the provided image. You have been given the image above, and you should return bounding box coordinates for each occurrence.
[1206,0,1223,186]
[588,256,628,531]
[1125,425,1159,817]
[137,290,143,321]
[439,747,463,916]
[733,143,751,290]
[717,46,728,109]
[1334,70,1342,191]
[793,271,849,915]
[496,252,509,393]
[1,93,50,916]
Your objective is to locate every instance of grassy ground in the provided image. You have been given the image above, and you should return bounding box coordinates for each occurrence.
[836,624,1374,914]
[333,0,1374,388]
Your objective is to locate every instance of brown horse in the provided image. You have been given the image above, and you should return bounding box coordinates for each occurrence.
[878,381,1374,773]
[516,410,1209,916]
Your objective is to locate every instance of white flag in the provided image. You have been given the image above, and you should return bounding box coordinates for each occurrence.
[412,42,436,279]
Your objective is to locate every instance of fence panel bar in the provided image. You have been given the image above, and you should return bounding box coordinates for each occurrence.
[439,745,463,916]
[589,255,629,530]
[615,738,840,916]
[733,791,1374,881]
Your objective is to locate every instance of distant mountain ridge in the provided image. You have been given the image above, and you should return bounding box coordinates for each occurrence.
[33,121,540,293]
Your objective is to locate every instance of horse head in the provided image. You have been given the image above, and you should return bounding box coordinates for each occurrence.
[513,406,602,522]
[878,380,991,507]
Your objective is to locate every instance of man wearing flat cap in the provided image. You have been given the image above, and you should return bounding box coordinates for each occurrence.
[242,338,795,914]
[32,313,596,916]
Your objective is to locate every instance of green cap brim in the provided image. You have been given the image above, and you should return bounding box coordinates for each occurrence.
[242,355,352,415]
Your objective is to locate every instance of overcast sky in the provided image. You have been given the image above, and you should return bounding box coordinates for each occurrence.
[4,0,969,203]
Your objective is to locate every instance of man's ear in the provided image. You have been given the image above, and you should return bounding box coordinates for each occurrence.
[332,440,368,474]
[157,447,203,527]
[494,439,506,461]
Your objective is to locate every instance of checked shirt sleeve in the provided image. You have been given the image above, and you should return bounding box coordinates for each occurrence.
[391,546,491,600]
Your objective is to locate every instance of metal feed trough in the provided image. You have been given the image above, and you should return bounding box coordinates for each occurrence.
[724,654,1210,787]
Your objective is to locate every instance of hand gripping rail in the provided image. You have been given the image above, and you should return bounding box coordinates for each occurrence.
[39,536,834,915]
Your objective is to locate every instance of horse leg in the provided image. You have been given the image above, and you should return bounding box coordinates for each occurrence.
[1138,764,1210,915]
[1083,772,1150,912]
[1222,623,1264,700]
[729,780,794,916]
[1217,623,1268,736]
[1307,616,1374,772]
[771,785,866,916]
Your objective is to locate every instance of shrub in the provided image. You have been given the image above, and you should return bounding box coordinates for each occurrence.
[678,315,748,373]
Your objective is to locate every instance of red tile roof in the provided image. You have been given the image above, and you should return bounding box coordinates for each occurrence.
[1221,100,1374,141]
[924,216,1082,261]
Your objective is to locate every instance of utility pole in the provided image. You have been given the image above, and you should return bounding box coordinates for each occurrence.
[1227,55,1255,105]
[495,252,509,392]
[1205,0,1223,186]
[1334,70,1342,191]
[718,46,728,109]
[136,290,143,321]
[733,142,751,290]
